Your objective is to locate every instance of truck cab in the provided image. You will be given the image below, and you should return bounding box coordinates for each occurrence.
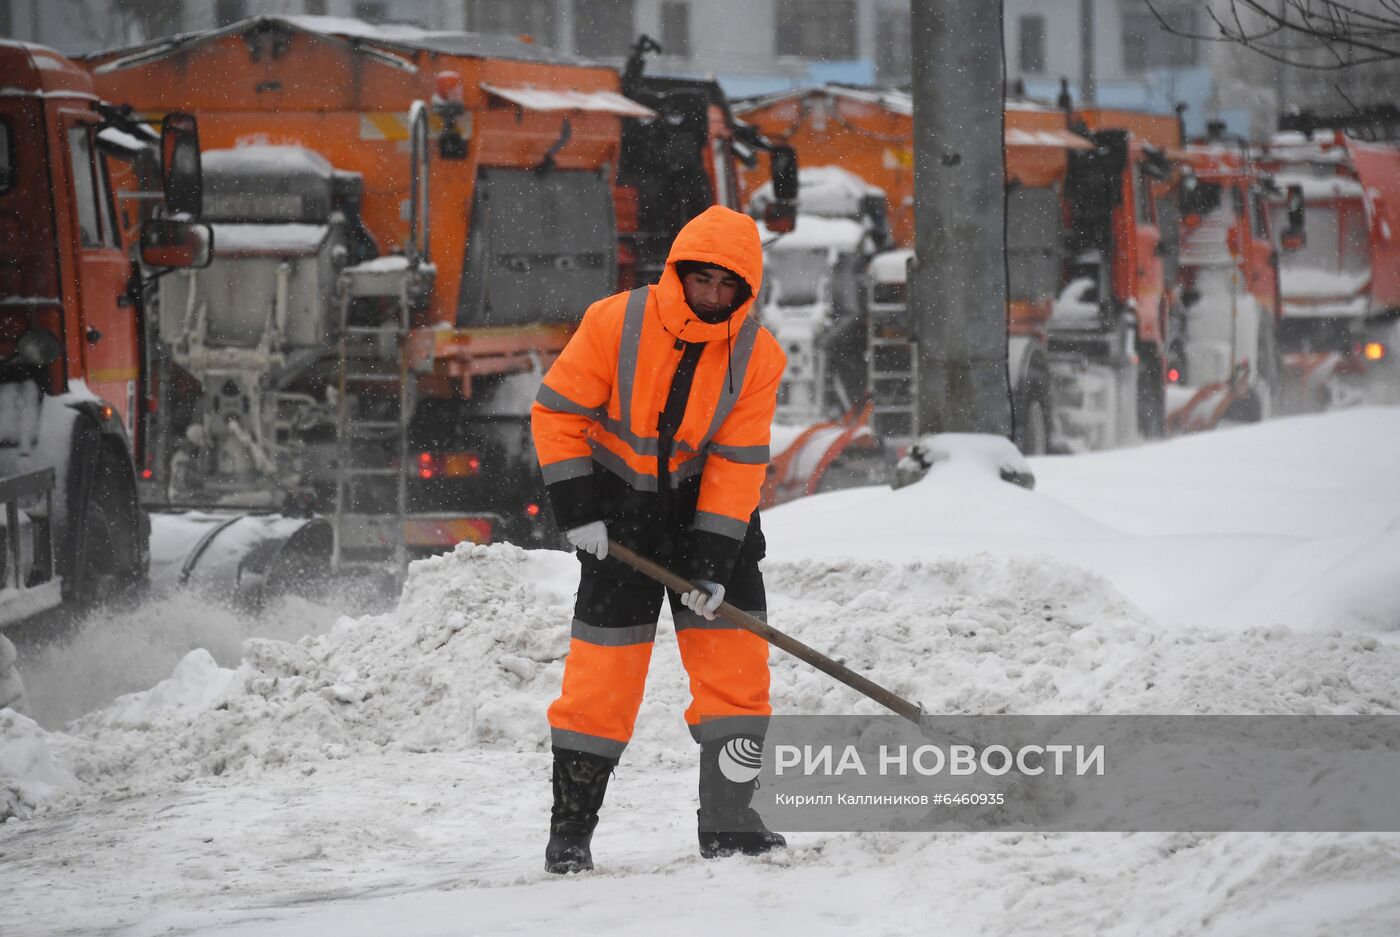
[1175,134,1289,421]
[0,41,207,631]
[1,44,135,426]
[1055,113,1180,442]
[1259,127,1400,407]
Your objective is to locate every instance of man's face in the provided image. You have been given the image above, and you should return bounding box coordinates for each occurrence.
[680,266,742,318]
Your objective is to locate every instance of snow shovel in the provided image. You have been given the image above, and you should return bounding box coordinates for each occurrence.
[607,543,1023,818]
[607,540,923,724]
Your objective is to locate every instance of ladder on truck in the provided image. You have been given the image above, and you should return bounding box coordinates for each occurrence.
[329,99,435,581]
[331,259,419,577]
[866,308,920,457]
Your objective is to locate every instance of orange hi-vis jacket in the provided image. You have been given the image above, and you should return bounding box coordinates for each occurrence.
[531,205,785,580]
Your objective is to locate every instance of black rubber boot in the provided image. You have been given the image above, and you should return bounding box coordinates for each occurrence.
[545,747,615,874]
[697,736,787,859]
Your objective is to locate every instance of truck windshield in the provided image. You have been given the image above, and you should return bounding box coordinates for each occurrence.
[1180,181,1236,262]
[767,248,830,307]
[1007,186,1062,304]
[1272,198,1370,294]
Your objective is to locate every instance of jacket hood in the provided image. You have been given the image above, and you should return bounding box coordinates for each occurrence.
[654,205,764,343]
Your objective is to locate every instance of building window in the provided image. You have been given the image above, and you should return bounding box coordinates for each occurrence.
[215,0,246,27]
[305,0,328,15]
[468,0,558,46]
[660,1,690,58]
[776,0,857,59]
[1121,3,1198,72]
[1018,14,1046,74]
[875,5,911,84]
[573,0,634,59]
[354,2,386,23]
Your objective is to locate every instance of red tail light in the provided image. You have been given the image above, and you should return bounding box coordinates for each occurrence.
[417,451,481,479]
[434,71,464,104]
[441,452,481,477]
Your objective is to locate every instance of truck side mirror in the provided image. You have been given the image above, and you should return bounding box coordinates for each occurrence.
[1281,183,1306,252]
[160,112,203,218]
[763,200,797,233]
[770,144,798,202]
[140,218,213,269]
[763,144,799,233]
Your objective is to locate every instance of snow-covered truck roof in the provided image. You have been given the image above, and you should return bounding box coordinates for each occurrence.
[749,165,886,221]
[83,14,589,73]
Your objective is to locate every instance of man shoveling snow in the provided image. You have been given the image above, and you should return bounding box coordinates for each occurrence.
[531,205,787,873]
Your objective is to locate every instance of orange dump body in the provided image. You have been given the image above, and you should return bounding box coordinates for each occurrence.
[735,87,1088,253]
[84,20,637,333]
[1074,108,1182,156]
[735,88,918,246]
[733,89,1087,340]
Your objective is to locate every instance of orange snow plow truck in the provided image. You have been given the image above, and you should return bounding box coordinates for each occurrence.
[81,16,794,577]
[0,42,209,652]
[737,86,1184,476]
[1258,114,1400,408]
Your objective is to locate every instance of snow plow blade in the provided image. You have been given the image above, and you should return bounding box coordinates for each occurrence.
[149,512,332,608]
[762,402,886,508]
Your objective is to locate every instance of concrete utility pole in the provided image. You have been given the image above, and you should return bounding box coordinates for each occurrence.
[1079,0,1097,105]
[907,0,1012,438]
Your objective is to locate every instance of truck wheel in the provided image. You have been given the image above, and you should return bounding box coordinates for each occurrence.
[69,455,145,612]
[1013,386,1050,456]
[1227,316,1281,423]
[1136,354,1165,439]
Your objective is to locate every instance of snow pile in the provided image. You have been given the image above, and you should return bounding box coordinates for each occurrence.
[893,432,1033,489]
[0,709,75,820]
[763,555,1398,719]
[41,545,577,800]
[771,408,1400,635]
[15,536,1395,823]
[98,649,248,728]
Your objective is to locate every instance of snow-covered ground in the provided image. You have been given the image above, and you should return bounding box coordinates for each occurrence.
[4,408,1400,936]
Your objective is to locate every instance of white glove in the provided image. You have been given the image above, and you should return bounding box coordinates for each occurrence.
[681,580,725,621]
[566,520,608,560]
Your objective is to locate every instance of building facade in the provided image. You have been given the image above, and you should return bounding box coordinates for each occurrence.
[0,0,903,98]
[998,0,1399,141]
[4,0,1393,136]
